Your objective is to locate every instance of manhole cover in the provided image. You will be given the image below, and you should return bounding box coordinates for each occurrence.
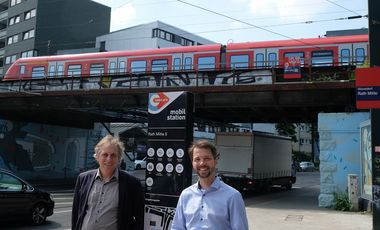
[285,215,303,221]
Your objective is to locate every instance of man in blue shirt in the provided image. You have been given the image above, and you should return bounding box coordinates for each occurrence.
[171,140,249,230]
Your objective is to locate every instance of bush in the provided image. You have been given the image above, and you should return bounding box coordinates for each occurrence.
[332,192,352,211]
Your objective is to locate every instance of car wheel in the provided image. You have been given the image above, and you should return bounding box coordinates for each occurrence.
[30,203,47,225]
[136,164,141,170]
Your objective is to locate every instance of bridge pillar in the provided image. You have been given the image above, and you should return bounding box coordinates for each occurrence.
[369,0,380,229]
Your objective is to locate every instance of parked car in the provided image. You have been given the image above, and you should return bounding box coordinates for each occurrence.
[299,161,315,172]
[134,157,147,170]
[0,168,54,225]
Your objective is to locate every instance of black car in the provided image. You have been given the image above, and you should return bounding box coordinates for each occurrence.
[0,169,54,225]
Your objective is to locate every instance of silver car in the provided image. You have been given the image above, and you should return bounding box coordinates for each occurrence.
[299,161,315,172]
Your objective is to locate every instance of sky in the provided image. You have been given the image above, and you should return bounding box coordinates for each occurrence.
[92,0,368,44]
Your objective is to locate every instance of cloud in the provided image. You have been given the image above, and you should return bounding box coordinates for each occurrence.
[110,3,137,31]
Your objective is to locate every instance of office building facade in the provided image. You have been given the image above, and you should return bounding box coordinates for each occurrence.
[0,0,110,76]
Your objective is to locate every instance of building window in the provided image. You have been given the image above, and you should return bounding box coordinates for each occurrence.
[8,15,20,26]
[21,50,36,58]
[5,55,17,64]
[7,35,19,45]
[23,29,35,40]
[10,0,22,7]
[24,9,36,20]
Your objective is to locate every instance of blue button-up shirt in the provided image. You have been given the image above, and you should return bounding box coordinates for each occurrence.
[171,177,249,230]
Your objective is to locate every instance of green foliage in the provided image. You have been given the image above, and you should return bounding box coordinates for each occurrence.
[292,150,311,163]
[332,191,352,211]
[275,123,297,142]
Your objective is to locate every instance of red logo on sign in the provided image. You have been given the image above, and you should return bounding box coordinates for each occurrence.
[152,92,169,109]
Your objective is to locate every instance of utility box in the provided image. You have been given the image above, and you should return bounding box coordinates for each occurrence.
[348,174,359,211]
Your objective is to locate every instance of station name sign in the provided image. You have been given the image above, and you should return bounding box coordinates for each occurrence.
[356,67,380,109]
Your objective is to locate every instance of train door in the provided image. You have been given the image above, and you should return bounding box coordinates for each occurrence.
[338,44,352,65]
[254,48,266,68]
[266,48,278,68]
[108,57,118,75]
[183,53,194,70]
[48,62,57,78]
[172,53,183,71]
[56,61,65,78]
[352,42,367,66]
[117,57,128,74]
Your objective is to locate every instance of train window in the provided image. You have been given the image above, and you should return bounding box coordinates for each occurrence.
[230,55,249,69]
[119,61,126,73]
[109,62,116,74]
[340,49,350,65]
[311,50,333,66]
[255,53,264,67]
[90,64,104,75]
[284,52,305,65]
[19,65,25,75]
[268,53,277,67]
[48,65,55,77]
[31,67,45,78]
[67,64,82,77]
[131,60,146,73]
[355,48,365,64]
[184,57,192,70]
[198,56,215,70]
[152,59,168,72]
[57,65,64,77]
[173,58,181,71]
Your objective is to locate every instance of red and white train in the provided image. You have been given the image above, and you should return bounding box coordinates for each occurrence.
[3,34,368,81]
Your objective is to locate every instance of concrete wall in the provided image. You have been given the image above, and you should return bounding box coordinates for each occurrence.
[318,112,370,207]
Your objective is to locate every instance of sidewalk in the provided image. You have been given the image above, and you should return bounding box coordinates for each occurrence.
[245,185,372,230]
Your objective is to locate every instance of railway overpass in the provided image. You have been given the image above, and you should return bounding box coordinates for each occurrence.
[0,66,361,128]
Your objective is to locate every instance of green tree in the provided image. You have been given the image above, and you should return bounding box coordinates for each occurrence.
[275,123,297,142]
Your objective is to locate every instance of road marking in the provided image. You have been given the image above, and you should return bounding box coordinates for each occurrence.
[54,210,72,214]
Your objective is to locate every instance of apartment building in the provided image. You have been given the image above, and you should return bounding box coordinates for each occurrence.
[0,0,110,76]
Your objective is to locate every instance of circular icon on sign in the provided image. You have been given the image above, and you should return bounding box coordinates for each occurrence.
[175,164,184,173]
[166,148,174,158]
[176,148,184,158]
[156,163,164,172]
[157,148,164,157]
[147,148,155,157]
[147,163,154,172]
[146,177,153,187]
[166,163,174,173]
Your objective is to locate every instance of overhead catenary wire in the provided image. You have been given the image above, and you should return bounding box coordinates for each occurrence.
[325,0,362,16]
[176,0,332,49]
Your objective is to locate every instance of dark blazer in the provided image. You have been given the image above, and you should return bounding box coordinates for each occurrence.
[71,169,144,230]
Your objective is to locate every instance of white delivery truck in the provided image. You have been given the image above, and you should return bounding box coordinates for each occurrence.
[215,132,296,191]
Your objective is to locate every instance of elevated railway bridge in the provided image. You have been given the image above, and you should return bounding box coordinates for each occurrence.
[0,66,361,128]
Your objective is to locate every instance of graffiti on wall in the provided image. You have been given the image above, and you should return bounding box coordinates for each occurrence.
[1,70,272,93]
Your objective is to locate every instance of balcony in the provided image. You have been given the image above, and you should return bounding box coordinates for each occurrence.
[0,11,7,21]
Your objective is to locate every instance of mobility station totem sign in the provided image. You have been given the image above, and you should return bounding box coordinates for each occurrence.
[144,91,193,230]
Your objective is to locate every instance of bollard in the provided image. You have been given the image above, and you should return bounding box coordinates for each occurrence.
[347,174,359,211]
